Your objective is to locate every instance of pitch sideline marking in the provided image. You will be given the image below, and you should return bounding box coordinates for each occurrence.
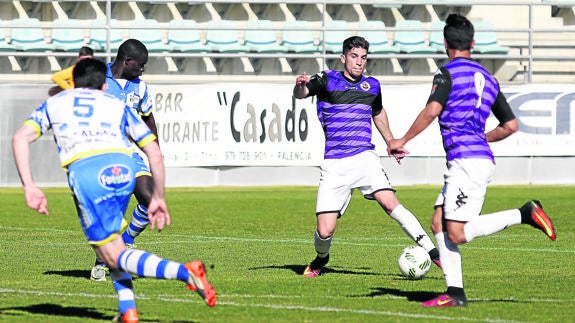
[0,288,531,323]
[0,225,571,254]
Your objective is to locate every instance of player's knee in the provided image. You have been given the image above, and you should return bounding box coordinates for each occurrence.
[447,231,467,244]
[316,227,334,239]
[430,221,442,235]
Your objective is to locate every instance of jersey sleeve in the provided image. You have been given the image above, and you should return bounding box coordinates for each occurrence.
[427,67,452,106]
[306,71,328,97]
[371,89,383,117]
[124,105,156,148]
[136,82,154,117]
[23,101,50,138]
[491,90,516,124]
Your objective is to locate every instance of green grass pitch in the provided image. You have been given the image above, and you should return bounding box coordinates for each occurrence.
[0,185,573,322]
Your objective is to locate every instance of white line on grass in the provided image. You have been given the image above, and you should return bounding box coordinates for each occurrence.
[1,225,572,253]
[0,288,533,323]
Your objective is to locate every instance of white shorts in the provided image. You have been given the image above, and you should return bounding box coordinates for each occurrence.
[439,158,495,222]
[316,150,393,216]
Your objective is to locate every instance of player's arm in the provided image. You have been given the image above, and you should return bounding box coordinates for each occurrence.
[293,71,326,99]
[140,140,170,231]
[372,92,394,146]
[293,72,311,99]
[50,66,74,90]
[142,113,159,139]
[486,90,517,142]
[12,123,49,215]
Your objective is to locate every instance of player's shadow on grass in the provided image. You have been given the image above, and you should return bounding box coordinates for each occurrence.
[249,264,381,276]
[358,288,439,302]
[43,269,139,281]
[43,269,91,279]
[0,303,114,321]
[0,303,200,322]
[357,288,525,304]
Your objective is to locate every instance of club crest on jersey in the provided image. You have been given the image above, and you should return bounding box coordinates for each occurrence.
[98,164,132,190]
[360,81,371,91]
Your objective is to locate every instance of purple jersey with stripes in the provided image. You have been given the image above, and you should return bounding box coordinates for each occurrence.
[306,70,383,159]
[427,58,501,162]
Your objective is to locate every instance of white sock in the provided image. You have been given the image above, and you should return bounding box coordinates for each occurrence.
[314,230,332,258]
[436,232,464,289]
[464,209,521,243]
[390,205,436,252]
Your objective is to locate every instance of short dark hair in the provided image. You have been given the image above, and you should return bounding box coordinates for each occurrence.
[78,46,93,57]
[342,36,369,55]
[73,58,107,89]
[444,13,474,50]
[115,39,148,62]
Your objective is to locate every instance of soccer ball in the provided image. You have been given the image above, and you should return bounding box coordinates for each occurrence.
[398,246,431,280]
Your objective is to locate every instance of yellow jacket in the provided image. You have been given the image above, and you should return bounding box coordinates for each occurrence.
[50,65,75,90]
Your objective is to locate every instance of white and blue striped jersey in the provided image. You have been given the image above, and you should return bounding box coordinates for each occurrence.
[24,88,157,168]
[105,62,153,117]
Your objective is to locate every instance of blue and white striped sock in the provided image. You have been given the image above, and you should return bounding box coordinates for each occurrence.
[111,270,136,314]
[122,204,150,245]
[117,249,189,281]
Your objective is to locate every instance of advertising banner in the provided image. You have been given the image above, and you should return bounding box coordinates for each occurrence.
[152,82,575,167]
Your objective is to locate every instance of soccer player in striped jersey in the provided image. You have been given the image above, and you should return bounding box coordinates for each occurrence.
[12,58,216,322]
[91,39,159,281]
[388,14,556,307]
[293,36,441,278]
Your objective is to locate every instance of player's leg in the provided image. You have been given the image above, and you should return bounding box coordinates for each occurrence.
[110,270,138,323]
[429,191,447,268]
[423,159,487,307]
[122,173,153,246]
[422,220,468,307]
[374,190,440,265]
[304,158,350,277]
[460,199,556,243]
[355,150,440,264]
[122,152,154,247]
[303,212,338,277]
[95,236,216,307]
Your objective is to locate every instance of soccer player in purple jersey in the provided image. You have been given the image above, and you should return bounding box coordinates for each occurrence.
[388,14,556,307]
[293,36,441,278]
[12,58,215,322]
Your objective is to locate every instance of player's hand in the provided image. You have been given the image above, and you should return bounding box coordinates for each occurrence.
[147,197,171,232]
[296,72,310,86]
[387,139,409,165]
[24,186,49,215]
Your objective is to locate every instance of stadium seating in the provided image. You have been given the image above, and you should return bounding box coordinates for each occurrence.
[357,20,400,54]
[472,21,510,54]
[10,18,55,52]
[205,19,246,53]
[429,21,446,53]
[167,19,206,53]
[129,19,173,52]
[0,0,572,83]
[0,20,15,51]
[88,19,124,52]
[393,20,436,54]
[51,19,89,52]
[320,19,352,53]
[282,20,320,53]
[244,20,286,53]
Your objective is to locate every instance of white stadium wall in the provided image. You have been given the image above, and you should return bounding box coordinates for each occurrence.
[2,82,575,187]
